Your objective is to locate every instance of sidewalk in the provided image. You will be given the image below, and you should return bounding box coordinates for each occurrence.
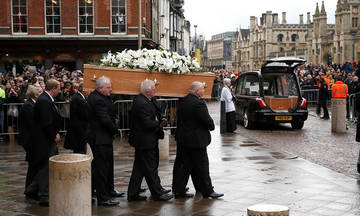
[0,103,359,215]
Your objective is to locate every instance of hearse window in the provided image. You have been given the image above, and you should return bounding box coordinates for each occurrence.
[243,75,259,96]
[235,76,245,96]
[263,73,298,96]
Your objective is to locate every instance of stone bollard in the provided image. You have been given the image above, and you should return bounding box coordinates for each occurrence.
[159,130,170,160]
[49,154,91,216]
[331,98,346,133]
[220,100,226,133]
[247,204,289,216]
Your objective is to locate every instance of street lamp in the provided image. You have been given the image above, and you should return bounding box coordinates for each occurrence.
[351,31,357,62]
[138,0,142,50]
[194,25,198,50]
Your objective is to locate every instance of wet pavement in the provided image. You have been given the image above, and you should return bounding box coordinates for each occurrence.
[0,101,359,215]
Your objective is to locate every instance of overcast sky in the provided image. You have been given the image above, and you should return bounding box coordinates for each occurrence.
[183,0,338,39]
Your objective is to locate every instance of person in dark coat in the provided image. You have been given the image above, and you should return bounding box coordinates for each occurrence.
[27,79,62,206]
[173,81,224,199]
[316,76,330,120]
[64,83,89,154]
[127,79,173,201]
[87,76,121,206]
[354,77,360,173]
[19,85,43,200]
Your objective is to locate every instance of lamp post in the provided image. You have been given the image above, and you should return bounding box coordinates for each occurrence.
[194,25,198,50]
[352,31,357,62]
[138,0,142,50]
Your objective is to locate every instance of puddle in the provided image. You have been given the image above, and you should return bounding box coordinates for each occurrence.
[246,156,273,160]
[221,157,241,161]
[255,161,275,164]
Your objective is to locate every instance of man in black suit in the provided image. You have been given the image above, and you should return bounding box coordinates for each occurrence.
[65,83,89,154]
[173,81,223,199]
[19,85,42,200]
[127,79,173,201]
[87,76,122,206]
[29,79,62,206]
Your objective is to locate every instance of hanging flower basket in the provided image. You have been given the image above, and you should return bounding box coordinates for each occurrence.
[83,49,215,98]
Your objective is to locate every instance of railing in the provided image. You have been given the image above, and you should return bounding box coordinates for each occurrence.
[348,93,358,122]
[300,88,332,105]
[0,98,179,137]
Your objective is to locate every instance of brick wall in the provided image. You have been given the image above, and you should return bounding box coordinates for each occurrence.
[0,0,152,36]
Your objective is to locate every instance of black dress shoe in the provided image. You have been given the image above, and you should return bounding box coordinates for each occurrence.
[98,199,119,206]
[320,116,329,120]
[153,193,173,201]
[160,188,171,194]
[110,190,125,197]
[185,187,189,192]
[139,188,147,193]
[38,199,49,207]
[204,191,224,199]
[127,194,147,201]
[174,192,194,199]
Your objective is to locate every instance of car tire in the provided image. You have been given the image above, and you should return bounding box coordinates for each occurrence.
[243,109,254,129]
[291,120,304,129]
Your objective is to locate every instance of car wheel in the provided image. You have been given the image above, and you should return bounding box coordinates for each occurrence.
[243,109,254,129]
[291,120,304,129]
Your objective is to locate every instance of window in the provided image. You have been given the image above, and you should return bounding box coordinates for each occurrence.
[277,34,283,42]
[235,76,245,96]
[12,0,27,33]
[352,17,358,28]
[111,0,126,33]
[291,34,298,42]
[243,75,260,96]
[45,0,61,34]
[263,74,299,96]
[79,0,94,34]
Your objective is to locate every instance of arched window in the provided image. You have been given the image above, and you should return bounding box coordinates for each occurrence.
[291,34,298,42]
[277,34,283,42]
[280,47,284,52]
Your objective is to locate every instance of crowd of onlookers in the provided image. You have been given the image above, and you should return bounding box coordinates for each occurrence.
[0,64,84,140]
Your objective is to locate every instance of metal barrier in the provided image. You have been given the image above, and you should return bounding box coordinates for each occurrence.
[1,101,69,136]
[349,93,358,122]
[300,88,332,105]
[1,98,179,137]
[114,98,179,135]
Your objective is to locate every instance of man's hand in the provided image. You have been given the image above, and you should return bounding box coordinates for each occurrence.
[54,133,61,144]
[159,118,167,128]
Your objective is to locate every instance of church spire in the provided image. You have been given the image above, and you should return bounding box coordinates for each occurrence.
[321,1,327,16]
[315,2,320,17]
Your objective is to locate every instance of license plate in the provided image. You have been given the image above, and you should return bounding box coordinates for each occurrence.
[275,116,292,121]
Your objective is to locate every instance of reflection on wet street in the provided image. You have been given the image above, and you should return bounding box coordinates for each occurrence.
[0,101,359,215]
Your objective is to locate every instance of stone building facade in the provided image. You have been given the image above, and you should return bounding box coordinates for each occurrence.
[206,31,236,70]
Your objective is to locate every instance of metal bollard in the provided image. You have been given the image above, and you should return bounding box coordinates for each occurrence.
[331,98,347,133]
[49,154,91,216]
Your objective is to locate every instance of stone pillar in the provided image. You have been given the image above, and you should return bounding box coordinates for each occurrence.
[220,100,226,133]
[49,154,91,216]
[248,204,289,216]
[159,130,169,160]
[331,98,347,133]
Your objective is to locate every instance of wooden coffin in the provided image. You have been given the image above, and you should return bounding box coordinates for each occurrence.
[83,64,215,99]
[264,96,299,111]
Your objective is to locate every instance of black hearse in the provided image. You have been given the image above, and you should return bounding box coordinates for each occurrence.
[234,58,308,129]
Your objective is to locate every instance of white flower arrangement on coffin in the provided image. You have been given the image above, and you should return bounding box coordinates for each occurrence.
[100,49,201,74]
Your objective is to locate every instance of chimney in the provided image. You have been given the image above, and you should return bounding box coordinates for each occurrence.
[282,12,287,24]
[273,13,278,24]
[307,12,311,24]
[300,14,304,25]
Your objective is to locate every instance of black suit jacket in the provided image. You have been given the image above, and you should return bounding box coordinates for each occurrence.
[87,90,117,146]
[19,99,35,161]
[65,92,89,150]
[33,92,62,164]
[176,93,215,148]
[129,94,161,149]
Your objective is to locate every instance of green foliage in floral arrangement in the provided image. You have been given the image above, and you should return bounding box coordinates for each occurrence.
[100,49,202,74]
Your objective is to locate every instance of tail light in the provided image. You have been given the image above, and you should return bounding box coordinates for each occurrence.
[256,98,268,109]
[300,98,307,108]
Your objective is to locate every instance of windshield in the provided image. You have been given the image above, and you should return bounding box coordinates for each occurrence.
[262,73,299,97]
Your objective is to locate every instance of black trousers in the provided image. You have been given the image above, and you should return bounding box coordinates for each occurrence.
[128,148,162,198]
[92,144,114,202]
[319,99,329,118]
[25,160,36,193]
[226,111,236,132]
[173,146,213,196]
